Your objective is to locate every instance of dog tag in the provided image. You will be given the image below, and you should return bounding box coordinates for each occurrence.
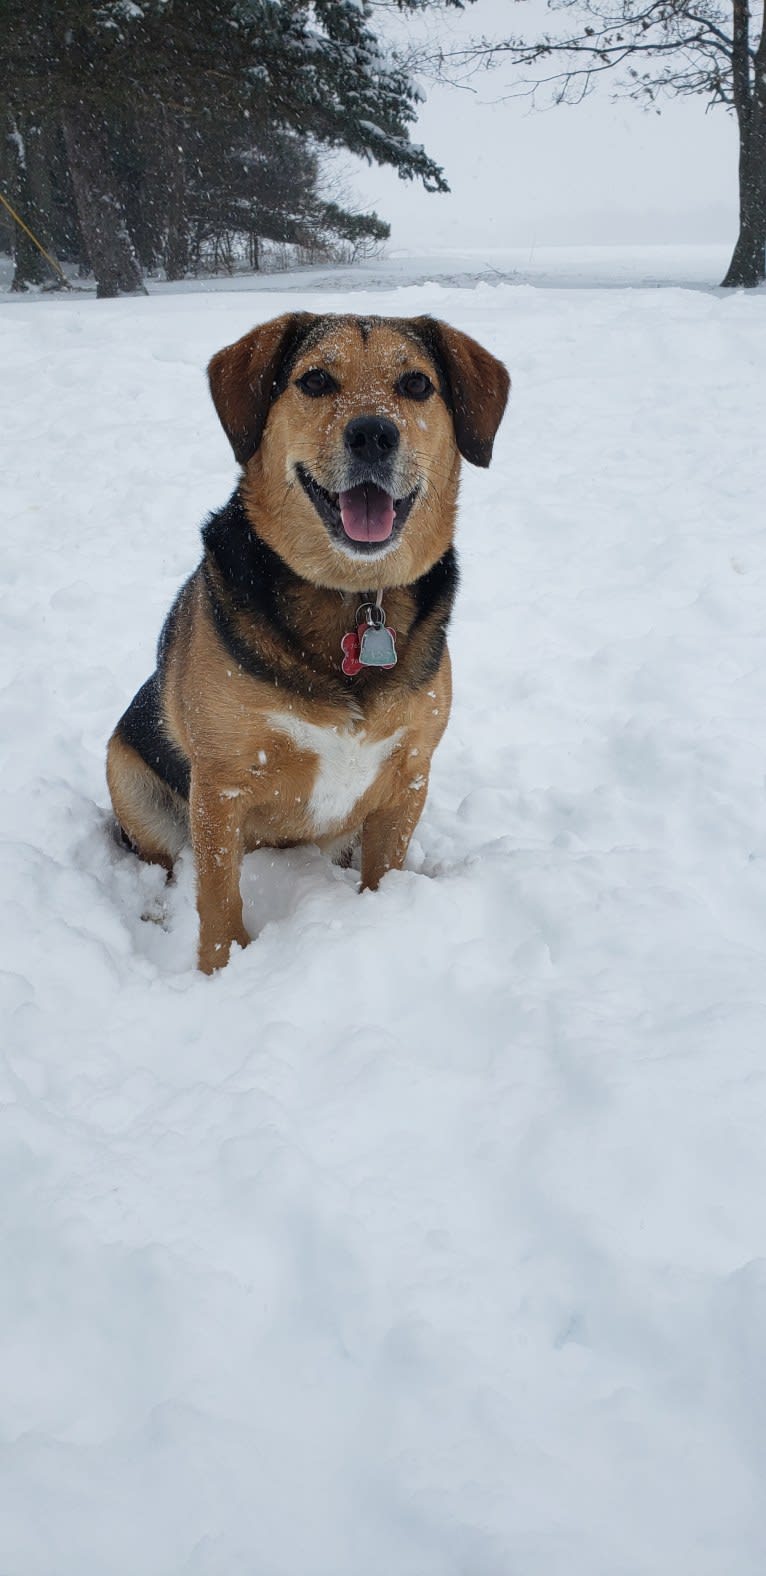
[341,602,397,675]
[359,623,397,668]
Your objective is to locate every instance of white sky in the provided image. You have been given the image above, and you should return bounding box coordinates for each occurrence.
[352,0,738,249]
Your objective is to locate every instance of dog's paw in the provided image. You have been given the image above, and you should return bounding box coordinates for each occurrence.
[198,926,251,974]
[140,898,169,929]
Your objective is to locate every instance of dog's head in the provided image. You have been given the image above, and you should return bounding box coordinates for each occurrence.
[208,312,509,589]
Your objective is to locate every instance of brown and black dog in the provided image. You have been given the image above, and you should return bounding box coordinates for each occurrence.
[107,312,509,972]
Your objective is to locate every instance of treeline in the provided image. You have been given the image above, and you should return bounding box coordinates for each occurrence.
[1,0,449,295]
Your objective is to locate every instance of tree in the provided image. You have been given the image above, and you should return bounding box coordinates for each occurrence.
[435,0,766,288]
[1,0,453,293]
[2,1,149,294]
[4,113,53,289]
[61,100,146,296]
[181,122,389,274]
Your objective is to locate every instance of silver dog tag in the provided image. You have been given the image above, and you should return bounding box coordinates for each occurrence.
[358,623,398,668]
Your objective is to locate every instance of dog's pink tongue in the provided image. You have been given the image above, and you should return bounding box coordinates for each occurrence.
[339,483,395,543]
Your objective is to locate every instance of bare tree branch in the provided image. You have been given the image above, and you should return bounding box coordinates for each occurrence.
[423,0,766,285]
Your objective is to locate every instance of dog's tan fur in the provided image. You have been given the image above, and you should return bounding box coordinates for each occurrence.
[107,313,509,972]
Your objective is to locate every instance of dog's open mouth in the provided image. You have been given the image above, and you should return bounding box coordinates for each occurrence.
[297,465,418,551]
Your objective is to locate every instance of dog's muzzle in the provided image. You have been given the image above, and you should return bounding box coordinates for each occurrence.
[296,455,419,553]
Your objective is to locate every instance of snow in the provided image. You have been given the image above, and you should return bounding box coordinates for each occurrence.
[3,259,766,1574]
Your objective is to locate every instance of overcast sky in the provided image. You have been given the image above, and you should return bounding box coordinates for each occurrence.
[352,0,738,250]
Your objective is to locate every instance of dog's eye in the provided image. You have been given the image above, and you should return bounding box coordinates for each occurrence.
[296,368,337,397]
[397,371,433,401]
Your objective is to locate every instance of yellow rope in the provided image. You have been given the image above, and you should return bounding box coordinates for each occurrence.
[0,191,70,286]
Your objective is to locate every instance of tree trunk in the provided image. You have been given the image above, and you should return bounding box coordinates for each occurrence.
[6,114,53,290]
[60,100,147,297]
[162,111,189,281]
[721,101,766,287]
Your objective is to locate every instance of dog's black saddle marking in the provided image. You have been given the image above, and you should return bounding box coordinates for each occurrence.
[115,671,191,800]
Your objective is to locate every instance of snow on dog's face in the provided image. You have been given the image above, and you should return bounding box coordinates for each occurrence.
[208,312,509,591]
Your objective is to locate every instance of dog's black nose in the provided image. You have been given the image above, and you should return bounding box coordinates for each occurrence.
[343,416,400,465]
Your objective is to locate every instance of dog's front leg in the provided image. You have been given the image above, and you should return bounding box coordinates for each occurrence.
[190,775,250,973]
[361,785,428,893]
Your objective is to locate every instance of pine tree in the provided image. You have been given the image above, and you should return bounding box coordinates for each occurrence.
[4,112,52,289]
[1,0,451,293]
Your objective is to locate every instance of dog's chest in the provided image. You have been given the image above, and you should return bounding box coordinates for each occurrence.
[265,711,404,833]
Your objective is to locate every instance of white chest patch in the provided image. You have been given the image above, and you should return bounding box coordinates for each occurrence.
[265,712,404,835]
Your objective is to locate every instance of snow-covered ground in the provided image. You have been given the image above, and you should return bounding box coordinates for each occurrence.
[3,259,766,1574]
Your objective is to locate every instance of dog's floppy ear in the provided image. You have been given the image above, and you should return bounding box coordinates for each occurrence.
[208,312,317,465]
[411,317,510,467]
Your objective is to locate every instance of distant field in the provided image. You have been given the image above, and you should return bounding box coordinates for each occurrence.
[0,241,738,301]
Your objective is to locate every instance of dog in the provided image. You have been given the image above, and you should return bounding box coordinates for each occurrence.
[107,312,509,972]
